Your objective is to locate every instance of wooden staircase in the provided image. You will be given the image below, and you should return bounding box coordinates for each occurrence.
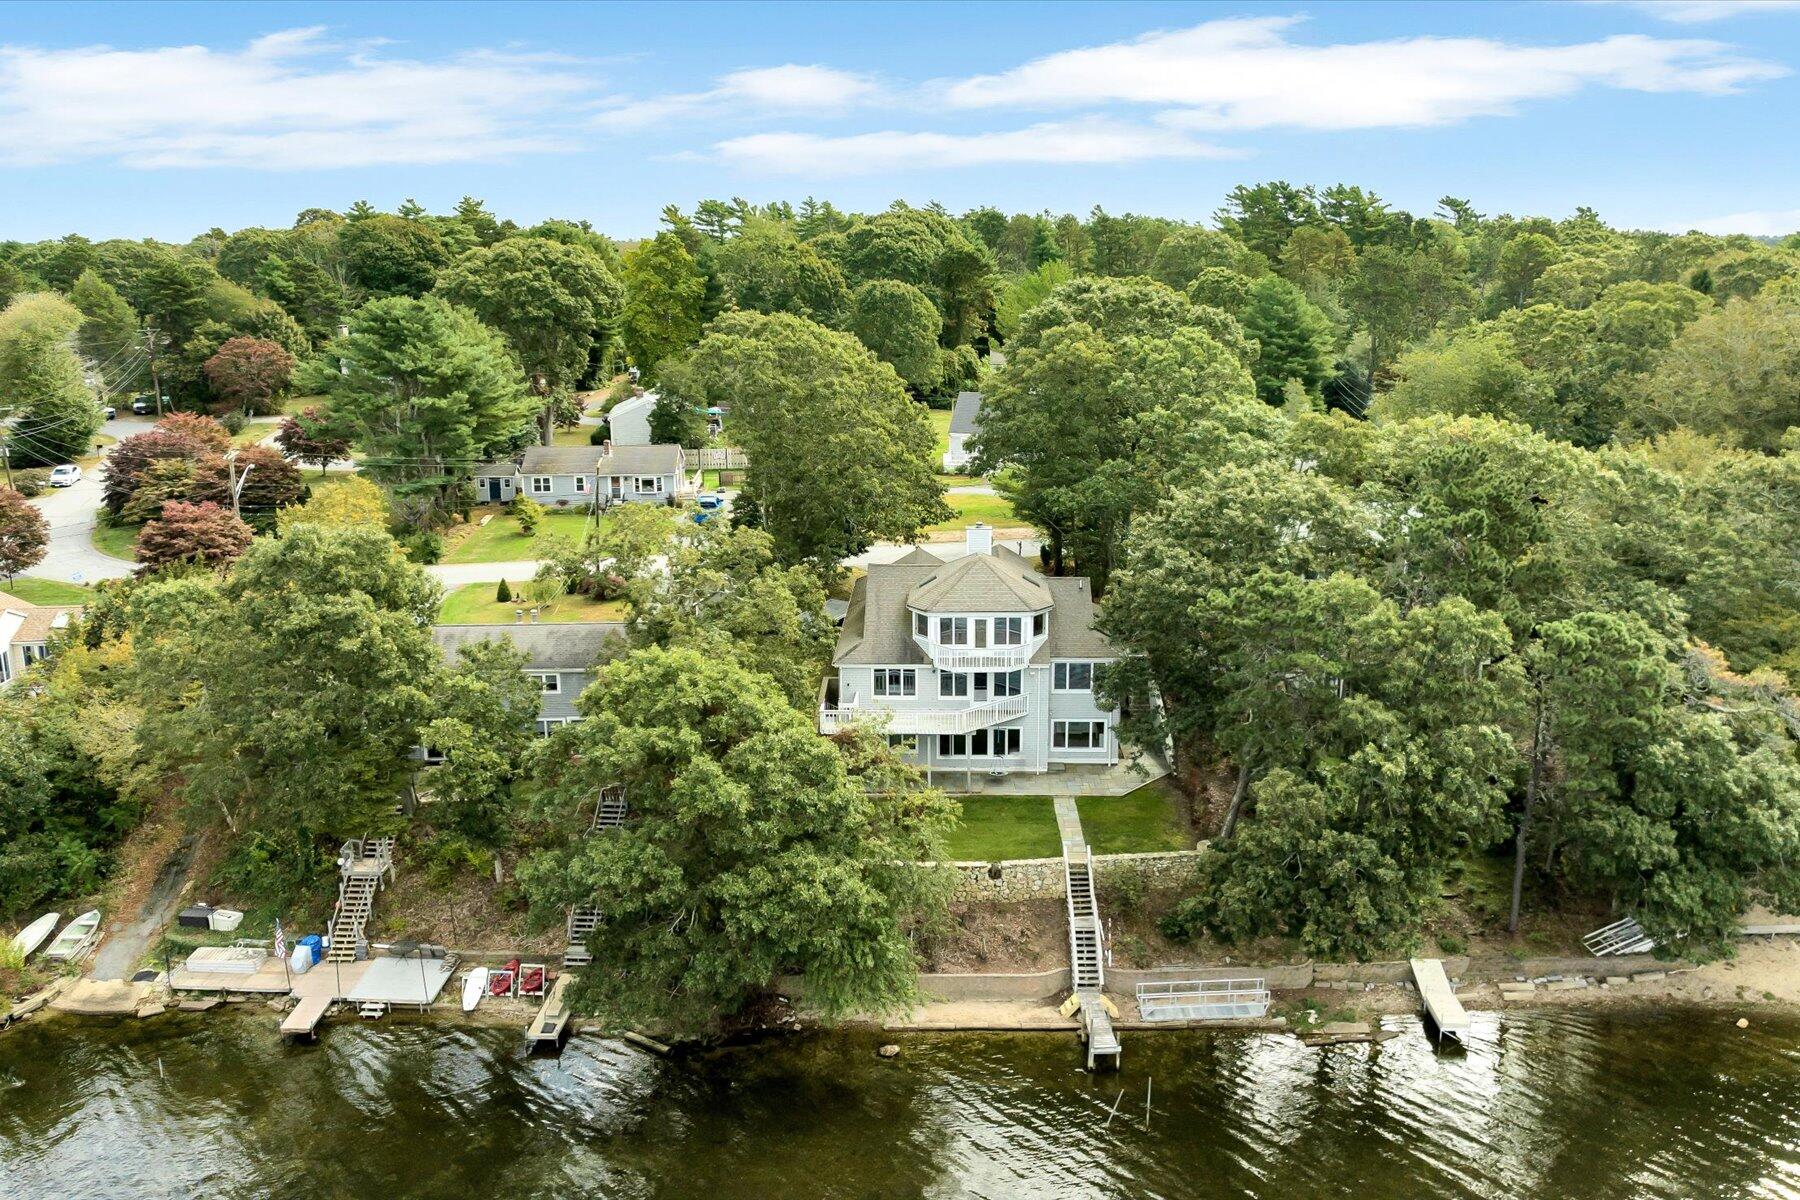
[1055,795,1120,1071]
[591,786,628,831]
[564,907,602,967]
[326,836,394,965]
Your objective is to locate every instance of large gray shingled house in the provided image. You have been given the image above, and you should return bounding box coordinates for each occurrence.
[430,620,624,737]
[819,525,1119,775]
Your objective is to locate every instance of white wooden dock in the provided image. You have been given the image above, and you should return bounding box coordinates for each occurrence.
[1409,957,1470,1044]
[526,973,573,1051]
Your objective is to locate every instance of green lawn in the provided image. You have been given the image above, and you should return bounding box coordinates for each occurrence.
[927,406,953,461]
[925,491,1020,533]
[940,781,1191,861]
[942,795,1061,861]
[552,425,598,448]
[1079,780,1192,854]
[441,508,603,564]
[439,581,626,624]
[92,520,140,562]
[3,577,94,604]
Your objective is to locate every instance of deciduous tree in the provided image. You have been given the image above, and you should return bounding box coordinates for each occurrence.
[136,500,253,571]
[0,486,49,580]
[620,232,706,378]
[517,645,954,1033]
[846,279,942,393]
[203,336,294,416]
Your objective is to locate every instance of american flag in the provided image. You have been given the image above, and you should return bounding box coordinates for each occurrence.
[273,919,286,963]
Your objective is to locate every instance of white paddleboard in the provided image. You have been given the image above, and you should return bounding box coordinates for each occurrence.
[10,912,60,960]
[462,967,489,1012]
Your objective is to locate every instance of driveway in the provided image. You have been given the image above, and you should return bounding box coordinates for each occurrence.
[19,414,154,582]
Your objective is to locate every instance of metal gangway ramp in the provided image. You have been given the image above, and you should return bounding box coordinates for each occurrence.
[1136,978,1270,1022]
[1409,957,1471,1044]
[1583,917,1655,956]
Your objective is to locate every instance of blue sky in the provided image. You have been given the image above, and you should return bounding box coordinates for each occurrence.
[3,0,1799,242]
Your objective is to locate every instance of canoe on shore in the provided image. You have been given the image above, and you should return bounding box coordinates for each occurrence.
[44,911,101,963]
[9,913,60,960]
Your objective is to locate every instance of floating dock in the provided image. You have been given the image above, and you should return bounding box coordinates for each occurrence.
[526,973,574,1051]
[1409,957,1470,1044]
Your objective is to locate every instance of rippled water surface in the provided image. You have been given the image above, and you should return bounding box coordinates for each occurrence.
[1,1008,1796,1199]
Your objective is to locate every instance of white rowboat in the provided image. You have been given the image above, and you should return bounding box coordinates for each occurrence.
[9,913,60,960]
[461,967,489,1013]
[43,910,101,962]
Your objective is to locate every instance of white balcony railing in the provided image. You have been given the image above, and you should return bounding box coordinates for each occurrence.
[818,691,1027,736]
[924,641,1032,672]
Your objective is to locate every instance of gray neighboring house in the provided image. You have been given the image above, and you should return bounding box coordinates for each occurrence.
[607,390,658,446]
[0,588,80,689]
[942,390,983,473]
[474,443,694,508]
[819,524,1119,776]
[430,621,625,739]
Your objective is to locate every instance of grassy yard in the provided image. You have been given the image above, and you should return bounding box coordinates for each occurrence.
[1079,779,1193,854]
[940,780,1192,861]
[927,406,953,461]
[925,491,1021,533]
[552,425,598,448]
[942,795,1061,861]
[92,520,140,561]
[438,581,626,624]
[3,576,94,604]
[441,508,602,564]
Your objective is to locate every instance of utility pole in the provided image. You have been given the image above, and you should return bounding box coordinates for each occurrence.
[1,442,11,488]
[226,452,255,519]
[144,326,168,416]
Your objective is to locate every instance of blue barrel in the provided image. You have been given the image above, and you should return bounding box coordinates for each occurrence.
[298,934,323,966]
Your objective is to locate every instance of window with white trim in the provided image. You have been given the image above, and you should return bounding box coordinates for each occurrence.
[993,670,1021,697]
[938,672,969,698]
[994,616,1022,646]
[574,475,588,493]
[637,476,661,493]
[1053,661,1094,691]
[938,616,969,646]
[531,672,561,694]
[873,668,916,697]
[531,476,553,494]
[0,653,10,685]
[914,612,928,637]
[1032,613,1046,637]
[936,733,968,757]
[1052,720,1108,751]
[534,718,570,736]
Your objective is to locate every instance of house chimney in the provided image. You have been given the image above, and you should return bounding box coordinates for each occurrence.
[600,439,612,458]
[515,609,524,624]
[966,522,993,557]
[529,607,540,623]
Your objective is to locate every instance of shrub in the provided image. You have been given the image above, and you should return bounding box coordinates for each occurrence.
[513,496,544,535]
[400,530,443,564]
[10,469,49,498]
[136,500,253,571]
[1436,934,1468,956]
[219,409,248,436]
[496,578,513,603]
[1102,866,1150,919]
[589,424,608,446]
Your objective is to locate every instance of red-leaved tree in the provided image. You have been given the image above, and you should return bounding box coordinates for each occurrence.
[153,411,233,453]
[102,429,217,515]
[136,501,253,572]
[203,337,295,416]
[0,485,49,580]
[189,446,306,531]
[275,407,351,476]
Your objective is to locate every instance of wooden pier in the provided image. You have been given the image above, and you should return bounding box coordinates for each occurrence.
[1409,957,1470,1044]
[526,973,574,1051]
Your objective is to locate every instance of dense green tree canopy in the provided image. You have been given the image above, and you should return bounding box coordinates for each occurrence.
[620,232,706,378]
[846,279,942,393]
[659,311,945,565]
[517,645,955,1033]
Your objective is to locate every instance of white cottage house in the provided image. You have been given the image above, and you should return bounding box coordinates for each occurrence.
[474,443,695,508]
[819,525,1118,775]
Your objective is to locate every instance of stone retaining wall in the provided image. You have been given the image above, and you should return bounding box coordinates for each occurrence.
[946,850,1204,903]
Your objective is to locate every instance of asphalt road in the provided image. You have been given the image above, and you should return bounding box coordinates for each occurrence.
[21,414,156,583]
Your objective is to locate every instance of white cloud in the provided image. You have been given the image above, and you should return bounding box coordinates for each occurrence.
[1593,1,1800,24]
[0,29,595,169]
[710,118,1233,175]
[592,64,879,131]
[1677,207,1800,235]
[943,16,1785,130]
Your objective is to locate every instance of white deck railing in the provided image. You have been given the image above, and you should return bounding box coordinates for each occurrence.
[818,691,1027,735]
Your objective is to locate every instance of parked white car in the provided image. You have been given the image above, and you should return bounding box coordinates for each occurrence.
[48,464,82,487]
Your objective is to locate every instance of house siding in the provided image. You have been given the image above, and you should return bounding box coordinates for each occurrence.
[520,472,677,508]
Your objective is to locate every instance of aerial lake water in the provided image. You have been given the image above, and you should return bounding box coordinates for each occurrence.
[0,1007,1796,1199]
